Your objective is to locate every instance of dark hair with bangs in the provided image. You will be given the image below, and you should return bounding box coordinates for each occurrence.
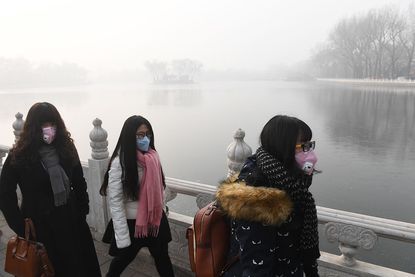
[260,115,312,175]
[100,115,164,200]
[297,119,312,142]
[11,102,77,165]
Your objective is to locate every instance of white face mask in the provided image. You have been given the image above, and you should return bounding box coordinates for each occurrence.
[42,126,57,144]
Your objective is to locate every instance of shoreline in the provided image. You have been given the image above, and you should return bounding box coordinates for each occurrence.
[316,78,415,89]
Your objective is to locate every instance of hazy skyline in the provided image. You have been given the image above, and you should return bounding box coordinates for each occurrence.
[1,0,414,72]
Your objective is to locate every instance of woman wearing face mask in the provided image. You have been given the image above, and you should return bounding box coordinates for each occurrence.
[100,115,174,277]
[217,115,320,277]
[0,102,101,277]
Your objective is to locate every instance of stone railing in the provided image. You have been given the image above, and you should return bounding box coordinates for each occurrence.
[1,113,415,277]
[0,145,9,167]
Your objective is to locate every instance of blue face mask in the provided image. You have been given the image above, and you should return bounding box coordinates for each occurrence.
[136,136,150,152]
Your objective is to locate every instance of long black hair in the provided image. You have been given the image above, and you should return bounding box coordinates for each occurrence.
[11,102,78,166]
[99,115,162,200]
[260,115,312,175]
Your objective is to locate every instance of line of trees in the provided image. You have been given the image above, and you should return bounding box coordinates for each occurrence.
[0,57,88,88]
[311,5,415,79]
[145,59,202,83]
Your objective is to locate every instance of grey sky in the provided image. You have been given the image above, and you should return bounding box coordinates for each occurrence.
[1,0,413,71]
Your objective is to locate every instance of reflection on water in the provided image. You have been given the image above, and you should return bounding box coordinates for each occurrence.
[305,84,415,224]
[311,86,415,160]
[147,86,202,107]
[308,85,415,273]
[0,81,414,273]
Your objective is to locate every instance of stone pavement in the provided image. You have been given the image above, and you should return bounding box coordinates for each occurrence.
[0,222,191,277]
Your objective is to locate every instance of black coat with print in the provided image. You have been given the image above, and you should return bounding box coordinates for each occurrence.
[217,156,319,277]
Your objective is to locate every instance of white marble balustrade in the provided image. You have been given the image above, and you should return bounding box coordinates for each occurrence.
[1,113,415,277]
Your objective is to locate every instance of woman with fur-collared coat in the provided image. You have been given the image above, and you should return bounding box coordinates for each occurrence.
[0,102,101,277]
[217,115,320,277]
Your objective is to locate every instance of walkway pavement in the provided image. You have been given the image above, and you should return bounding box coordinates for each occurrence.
[0,214,191,277]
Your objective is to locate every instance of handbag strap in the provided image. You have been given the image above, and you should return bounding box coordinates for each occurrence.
[24,218,37,241]
[219,255,240,276]
[38,247,55,277]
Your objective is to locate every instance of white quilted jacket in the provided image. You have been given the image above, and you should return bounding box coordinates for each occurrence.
[107,156,141,248]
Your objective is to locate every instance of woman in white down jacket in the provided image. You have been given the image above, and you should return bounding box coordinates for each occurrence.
[100,115,174,277]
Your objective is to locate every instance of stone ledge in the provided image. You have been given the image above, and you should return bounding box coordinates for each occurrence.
[319,252,415,277]
[0,217,193,277]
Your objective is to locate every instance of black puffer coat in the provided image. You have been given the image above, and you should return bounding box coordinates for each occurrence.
[216,155,319,277]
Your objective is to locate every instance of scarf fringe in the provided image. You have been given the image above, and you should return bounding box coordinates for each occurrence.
[134,224,160,238]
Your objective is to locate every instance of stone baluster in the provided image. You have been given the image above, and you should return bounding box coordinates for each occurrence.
[0,150,6,167]
[325,222,378,267]
[12,112,25,144]
[191,129,253,210]
[164,187,178,215]
[164,187,178,204]
[227,128,252,179]
[90,118,109,160]
[195,193,214,209]
[11,113,25,205]
[87,118,110,239]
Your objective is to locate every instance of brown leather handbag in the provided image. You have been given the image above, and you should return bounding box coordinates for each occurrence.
[4,218,55,277]
[186,202,238,277]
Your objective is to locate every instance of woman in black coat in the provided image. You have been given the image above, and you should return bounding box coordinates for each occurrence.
[217,115,320,277]
[0,102,101,277]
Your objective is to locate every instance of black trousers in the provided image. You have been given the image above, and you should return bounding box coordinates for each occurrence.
[106,241,174,277]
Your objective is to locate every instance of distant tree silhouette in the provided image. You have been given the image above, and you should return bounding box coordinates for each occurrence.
[311,5,415,79]
[0,57,88,88]
[145,59,202,83]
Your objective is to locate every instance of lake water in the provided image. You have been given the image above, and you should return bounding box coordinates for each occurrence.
[0,81,414,272]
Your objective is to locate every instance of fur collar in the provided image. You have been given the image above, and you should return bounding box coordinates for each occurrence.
[216,181,293,225]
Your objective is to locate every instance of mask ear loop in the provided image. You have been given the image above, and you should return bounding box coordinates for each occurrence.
[313,169,323,174]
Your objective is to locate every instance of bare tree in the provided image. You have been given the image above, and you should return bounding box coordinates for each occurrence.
[145,60,168,82]
[146,59,202,83]
[383,7,406,78]
[399,4,415,78]
[0,57,88,87]
[311,4,415,79]
[171,59,202,82]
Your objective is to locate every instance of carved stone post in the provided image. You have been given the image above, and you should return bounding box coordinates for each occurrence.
[164,187,178,204]
[90,118,109,160]
[196,193,214,209]
[0,150,6,167]
[325,222,378,267]
[87,118,110,239]
[11,112,25,205]
[164,187,178,216]
[227,128,252,178]
[12,112,25,144]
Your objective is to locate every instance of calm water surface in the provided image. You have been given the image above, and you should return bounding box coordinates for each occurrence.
[0,81,414,272]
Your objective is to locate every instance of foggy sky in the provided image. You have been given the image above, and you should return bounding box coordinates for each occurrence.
[1,0,413,72]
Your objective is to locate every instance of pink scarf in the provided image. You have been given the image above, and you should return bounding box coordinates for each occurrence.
[135,149,164,238]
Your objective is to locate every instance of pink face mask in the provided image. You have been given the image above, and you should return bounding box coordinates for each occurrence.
[42,127,56,144]
[295,149,318,175]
